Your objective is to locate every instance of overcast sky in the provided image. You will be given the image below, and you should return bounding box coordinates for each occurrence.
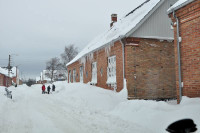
[0,0,145,79]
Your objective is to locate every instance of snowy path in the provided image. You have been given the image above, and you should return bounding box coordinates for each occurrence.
[0,83,148,133]
[0,82,200,133]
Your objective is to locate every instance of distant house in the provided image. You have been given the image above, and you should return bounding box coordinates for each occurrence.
[11,67,20,85]
[40,70,67,83]
[0,73,10,87]
[67,0,177,100]
[168,0,200,102]
[40,70,51,83]
[0,66,20,87]
[54,70,67,81]
[36,77,41,84]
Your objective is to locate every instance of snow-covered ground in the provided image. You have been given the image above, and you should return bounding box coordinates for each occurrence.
[0,82,199,133]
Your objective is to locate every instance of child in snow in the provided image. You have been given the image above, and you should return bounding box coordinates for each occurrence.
[47,85,51,94]
[52,84,55,91]
[42,84,46,94]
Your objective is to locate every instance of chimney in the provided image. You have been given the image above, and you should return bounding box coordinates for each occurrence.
[110,14,117,28]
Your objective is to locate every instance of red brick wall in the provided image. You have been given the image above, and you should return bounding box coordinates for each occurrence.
[0,74,4,86]
[0,74,12,87]
[125,38,176,100]
[67,41,124,92]
[12,77,17,84]
[67,37,176,100]
[169,0,200,102]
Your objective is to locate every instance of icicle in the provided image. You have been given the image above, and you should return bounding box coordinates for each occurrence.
[105,44,111,57]
[88,53,94,62]
[79,56,86,71]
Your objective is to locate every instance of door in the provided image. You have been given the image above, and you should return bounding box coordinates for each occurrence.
[91,62,97,84]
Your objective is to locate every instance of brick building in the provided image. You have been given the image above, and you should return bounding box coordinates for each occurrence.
[168,0,200,102]
[0,73,8,86]
[11,66,20,85]
[0,67,13,87]
[67,0,177,100]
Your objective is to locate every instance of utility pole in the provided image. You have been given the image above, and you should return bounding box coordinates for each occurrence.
[6,55,11,87]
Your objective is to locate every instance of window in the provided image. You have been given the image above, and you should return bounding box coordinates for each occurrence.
[91,62,97,84]
[100,67,103,77]
[107,56,117,90]
[69,70,71,83]
[86,71,88,78]
[73,69,76,83]
[80,66,83,82]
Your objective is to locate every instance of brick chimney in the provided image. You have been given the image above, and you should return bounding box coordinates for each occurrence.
[110,14,117,28]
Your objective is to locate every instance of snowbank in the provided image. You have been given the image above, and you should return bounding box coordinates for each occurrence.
[111,96,200,132]
[0,82,199,133]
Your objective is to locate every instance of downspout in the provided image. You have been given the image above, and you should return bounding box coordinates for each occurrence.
[173,11,182,102]
[120,38,125,89]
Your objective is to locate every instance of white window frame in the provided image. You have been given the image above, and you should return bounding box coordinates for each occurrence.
[80,66,83,82]
[107,56,117,90]
[69,70,71,83]
[73,69,76,83]
[91,62,97,84]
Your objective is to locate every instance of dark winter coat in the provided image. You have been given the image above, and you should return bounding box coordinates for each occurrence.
[47,86,51,92]
[52,84,55,91]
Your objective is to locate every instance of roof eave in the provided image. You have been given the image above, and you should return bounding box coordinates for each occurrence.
[167,0,195,14]
[66,35,125,67]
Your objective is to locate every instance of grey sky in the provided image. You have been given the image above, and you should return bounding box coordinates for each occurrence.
[0,0,145,79]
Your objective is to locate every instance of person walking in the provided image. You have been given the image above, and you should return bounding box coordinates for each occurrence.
[42,84,46,94]
[52,84,55,91]
[47,85,51,94]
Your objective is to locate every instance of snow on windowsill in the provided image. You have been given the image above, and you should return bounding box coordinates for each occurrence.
[106,77,116,84]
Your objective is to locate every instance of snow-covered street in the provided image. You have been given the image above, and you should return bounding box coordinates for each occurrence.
[0,82,200,133]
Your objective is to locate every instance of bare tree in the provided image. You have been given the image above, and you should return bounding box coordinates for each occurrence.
[61,45,78,67]
[46,57,61,82]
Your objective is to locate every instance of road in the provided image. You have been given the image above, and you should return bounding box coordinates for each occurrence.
[0,82,149,133]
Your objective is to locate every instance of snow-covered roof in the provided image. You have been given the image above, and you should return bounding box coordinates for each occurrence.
[0,67,17,77]
[167,0,195,14]
[0,67,8,76]
[67,0,162,66]
[11,67,17,77]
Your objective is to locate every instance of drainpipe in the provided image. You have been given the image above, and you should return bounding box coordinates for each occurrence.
[120,38,125,89]
[173,11,182,102]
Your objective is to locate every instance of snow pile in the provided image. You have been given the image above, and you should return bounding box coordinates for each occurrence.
[52,82,127,112]
[67,0,161,66]
[0,82,200,133]
[111,96,200,132]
